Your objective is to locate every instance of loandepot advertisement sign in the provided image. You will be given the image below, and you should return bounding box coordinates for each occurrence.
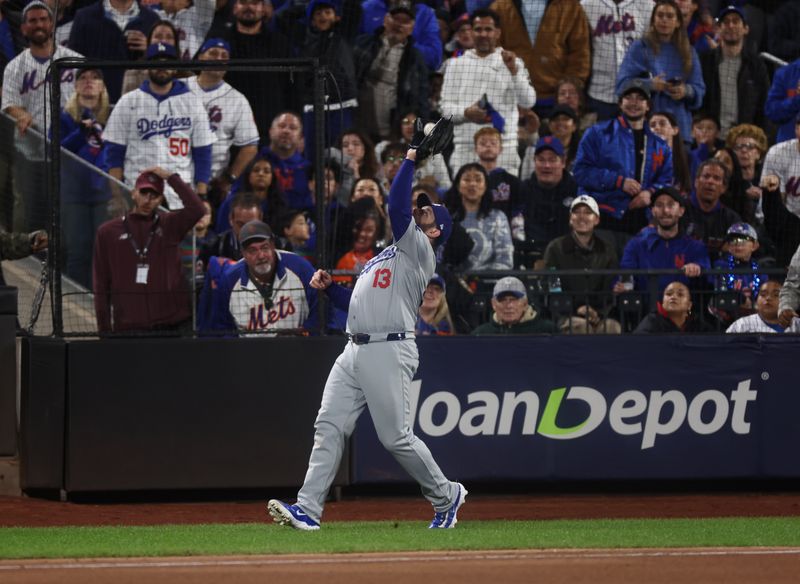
[407,380,757,450]
[351,335,800,482]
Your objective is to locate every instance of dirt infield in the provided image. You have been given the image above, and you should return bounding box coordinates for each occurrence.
[1,549,800,584]
[2,492,800,527]
[2,493,800,583]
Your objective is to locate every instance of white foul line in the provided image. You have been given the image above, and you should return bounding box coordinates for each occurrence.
[1,548,800,571]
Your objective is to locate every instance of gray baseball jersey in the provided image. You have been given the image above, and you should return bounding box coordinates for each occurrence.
[293,158,459,524]
[347,221,435,335]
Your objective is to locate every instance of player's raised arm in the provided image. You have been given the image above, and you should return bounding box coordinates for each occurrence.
[387,118,455,241]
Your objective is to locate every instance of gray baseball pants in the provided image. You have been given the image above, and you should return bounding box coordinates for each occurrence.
[296,339,457,523]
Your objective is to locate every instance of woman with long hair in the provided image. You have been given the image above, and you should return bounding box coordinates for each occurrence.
[416,274,455,335]
[446,163,513,271]
[215,155,288,232]
[333,211,380,287]
[58,67,112,288]
[649,111,692,193]
[616,0,705,140]
[331,128,379,206]
[121,20,183,96]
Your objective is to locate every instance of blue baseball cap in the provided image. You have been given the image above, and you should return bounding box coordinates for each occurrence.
[416,192,453,247]
[428,273,446,291]
[198,38,231,56]
[306,0,339,21]
[534,135,565,157]
[717,5,746,24]
[146,42,177,60]
[726,222,758,242]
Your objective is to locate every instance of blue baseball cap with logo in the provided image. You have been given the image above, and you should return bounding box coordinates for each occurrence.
[416,192,453,247]
[198,38,231,56]
[717,5,746,24]
[146,42,177,60]
[534,135,565,157]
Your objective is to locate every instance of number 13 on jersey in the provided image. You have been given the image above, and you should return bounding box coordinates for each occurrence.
[372,268,392,288]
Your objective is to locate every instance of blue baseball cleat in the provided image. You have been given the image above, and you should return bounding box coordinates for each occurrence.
[429,483,467,529]
[268,499,320,531]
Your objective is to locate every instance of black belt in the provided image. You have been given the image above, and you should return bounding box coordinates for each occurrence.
[348,332,411,345]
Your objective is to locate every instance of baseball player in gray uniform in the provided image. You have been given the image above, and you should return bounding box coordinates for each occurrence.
[268,119,467,530]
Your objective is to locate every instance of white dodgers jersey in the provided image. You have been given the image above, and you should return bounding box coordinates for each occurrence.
[103,80,215,209]
[347,220,435,335]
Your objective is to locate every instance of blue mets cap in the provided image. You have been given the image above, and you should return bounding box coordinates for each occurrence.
[534,135,565,157]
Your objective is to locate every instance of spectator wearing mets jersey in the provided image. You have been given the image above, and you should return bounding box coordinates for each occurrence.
[187,38,259,205]
[198,220,348,335]
[103,42,215,210]
[2,1,83,135]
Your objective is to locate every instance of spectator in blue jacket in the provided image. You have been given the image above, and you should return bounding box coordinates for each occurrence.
[58,67,111,288]
[614,186,710,296]
[360,0,442,71]
[615,0,705,140]
[573,78,673,235]
[765,57,800,145]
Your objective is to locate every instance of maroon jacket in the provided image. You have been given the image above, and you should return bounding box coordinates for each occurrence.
[93,175,204,333]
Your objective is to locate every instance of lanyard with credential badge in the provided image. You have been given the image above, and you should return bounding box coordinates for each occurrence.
[123,213,160,284]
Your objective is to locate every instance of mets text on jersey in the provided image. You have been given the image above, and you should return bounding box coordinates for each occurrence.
[137,115,193,139]
[248,296,297,330]
[20,68,75,95]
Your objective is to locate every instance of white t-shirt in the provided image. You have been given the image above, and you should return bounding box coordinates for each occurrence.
[186,77,259,178]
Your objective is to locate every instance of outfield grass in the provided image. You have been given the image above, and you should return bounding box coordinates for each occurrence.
[1,517,799,559]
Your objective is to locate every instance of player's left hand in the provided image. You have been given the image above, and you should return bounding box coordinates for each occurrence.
[310,270,333,290]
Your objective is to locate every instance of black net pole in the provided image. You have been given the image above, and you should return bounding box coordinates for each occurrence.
[49,60,64,337]
[313,62,328,335]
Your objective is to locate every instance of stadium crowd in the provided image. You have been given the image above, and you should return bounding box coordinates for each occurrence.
[2,0,800,336]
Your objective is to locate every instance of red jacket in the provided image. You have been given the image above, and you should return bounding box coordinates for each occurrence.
[92,175,204,332]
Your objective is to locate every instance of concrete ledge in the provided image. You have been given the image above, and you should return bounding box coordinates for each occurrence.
[0,457,21,496]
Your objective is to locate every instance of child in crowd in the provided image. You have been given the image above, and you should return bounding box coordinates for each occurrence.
[277,209,312,261]
[712,222,768,321]
[689,113,724,179]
